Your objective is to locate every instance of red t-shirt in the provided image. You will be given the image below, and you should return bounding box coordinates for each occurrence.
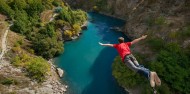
[113,42,132,62]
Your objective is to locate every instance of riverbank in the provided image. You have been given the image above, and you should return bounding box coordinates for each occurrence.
[64,21,88,42]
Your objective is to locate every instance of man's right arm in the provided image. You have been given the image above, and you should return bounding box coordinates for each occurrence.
[99,42,114,47]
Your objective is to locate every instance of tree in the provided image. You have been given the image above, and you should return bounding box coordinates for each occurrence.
[32,36,63,59]
[42,0,54,9]
[12,0,27,10]
[59,6,72,24]
[0,0,14,18]
[72,9,87,25]
[26,0,44,16]
[73,24,81,35]
[11,9,30,34]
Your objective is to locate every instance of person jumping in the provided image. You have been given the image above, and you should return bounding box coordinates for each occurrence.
[99,35,161,93]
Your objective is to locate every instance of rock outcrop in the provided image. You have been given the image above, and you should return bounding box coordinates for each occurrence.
[57,68,64,78]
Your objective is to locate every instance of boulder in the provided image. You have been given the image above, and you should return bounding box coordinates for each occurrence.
[56,68,64,78]
[81,25,87,30]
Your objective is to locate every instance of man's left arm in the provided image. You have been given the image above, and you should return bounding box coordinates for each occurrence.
[131,35,147,45]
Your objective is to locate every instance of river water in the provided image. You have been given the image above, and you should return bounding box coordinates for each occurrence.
[55,12,129,94]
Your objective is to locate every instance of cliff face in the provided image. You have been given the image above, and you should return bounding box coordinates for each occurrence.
[66,0,189,39]
[124,0,190,39]
[65,0,137,19]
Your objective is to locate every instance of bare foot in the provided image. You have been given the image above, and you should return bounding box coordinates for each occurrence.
[153,72,161,86]
[150,72,155,87]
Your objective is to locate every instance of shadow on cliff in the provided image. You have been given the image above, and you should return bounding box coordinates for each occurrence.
[81,47,127,94]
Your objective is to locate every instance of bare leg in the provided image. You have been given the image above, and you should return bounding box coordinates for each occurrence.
[153,72,161,86]
[150,72,155,88]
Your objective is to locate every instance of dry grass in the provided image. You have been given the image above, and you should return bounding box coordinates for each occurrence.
[0,65,32,94]
[40,10,54,23]
[0,14,7,21]
[7,31,24,47]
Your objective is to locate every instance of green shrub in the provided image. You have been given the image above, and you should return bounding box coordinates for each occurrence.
[1,78,17,85]
[73,24,81,35]
[95,0,107,11]
[72,9,87,25]
[168,31,179,39]
[63,30,73,39]
[180,25,190,38]
[92,6,99,12]
[155,16,166,25]
[52,1,60,7]
[146,37,165,51]
[12,54,50,82]
[0,0,14,18]
[26,57,50,82]
[146,16,167,27]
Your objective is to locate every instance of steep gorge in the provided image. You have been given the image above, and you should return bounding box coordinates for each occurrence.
[67,0,190,93]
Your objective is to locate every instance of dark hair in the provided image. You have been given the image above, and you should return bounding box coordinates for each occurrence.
[118,37,124,43]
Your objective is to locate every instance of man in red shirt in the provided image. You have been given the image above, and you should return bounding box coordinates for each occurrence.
[99,35,161,93]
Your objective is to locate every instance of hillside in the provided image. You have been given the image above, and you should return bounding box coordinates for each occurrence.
[0,0,87,93]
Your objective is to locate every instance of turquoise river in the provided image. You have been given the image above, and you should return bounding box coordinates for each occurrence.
[55,12,129,94]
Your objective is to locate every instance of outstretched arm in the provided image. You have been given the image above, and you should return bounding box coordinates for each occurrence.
[131,35,147,45]
[99,42,114,47]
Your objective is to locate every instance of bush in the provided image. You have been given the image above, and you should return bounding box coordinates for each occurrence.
[73,24,81,35]
[32,23,64,59]
[146,37,165,51]
[72,9,87,25]
[92,6,99,12]
[52,1,60,7]
[12,54,50,82]
[168,31,179,39]
[26,57,50,82]
[180,25,190,38]
[0,0,14,18]
[155,16,166,25]
[1,78,17,85]
[32,36,64,59]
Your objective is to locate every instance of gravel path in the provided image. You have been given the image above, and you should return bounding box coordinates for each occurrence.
[0,27,9,60]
